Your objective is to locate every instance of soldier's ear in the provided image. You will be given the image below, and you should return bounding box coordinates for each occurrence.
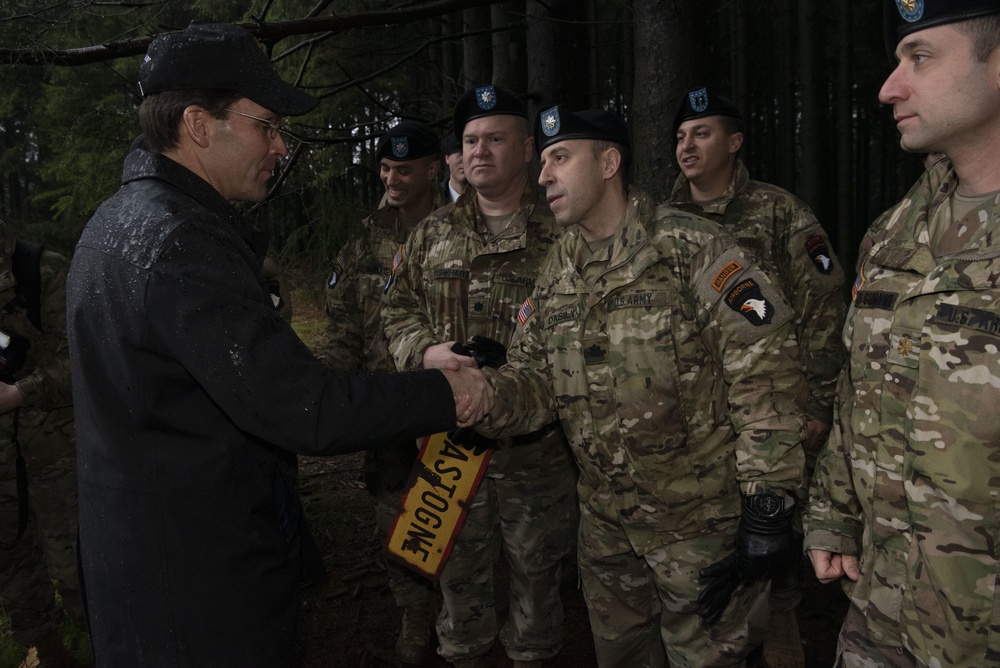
[728,132,744,155]
[602,146,623,182]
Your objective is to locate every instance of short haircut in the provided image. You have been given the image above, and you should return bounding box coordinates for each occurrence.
[139,89,243,153]
[591,139,631,191]
[721,115,745,136]
[956,15,1000,63]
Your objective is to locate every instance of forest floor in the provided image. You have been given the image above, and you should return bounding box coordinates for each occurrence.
[290,300,851,668]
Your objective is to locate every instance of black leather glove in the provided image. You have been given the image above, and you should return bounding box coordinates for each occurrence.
[697,492,796,626]
[446,337,507,455]
[451,335,507,370]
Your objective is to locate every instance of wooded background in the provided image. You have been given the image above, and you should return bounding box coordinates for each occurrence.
[0,0,924,284]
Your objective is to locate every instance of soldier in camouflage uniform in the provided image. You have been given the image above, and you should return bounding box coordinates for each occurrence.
[472,105,806,667]
[670,87,847,667]
[804,2,1000,666]
[382,86,578,668]
[0,220,82,668]
[323,120,444,666]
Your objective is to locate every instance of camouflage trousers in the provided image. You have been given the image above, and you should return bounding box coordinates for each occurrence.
[435,452,578,662]
[0,413,84,646]
[578,503,766,667]
[835,602,918,668]
[366,440,435,608]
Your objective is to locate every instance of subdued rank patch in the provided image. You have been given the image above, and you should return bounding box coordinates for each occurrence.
[712,260,744,292]
[725,278,773,325]
[934,303,1000,336]
[392,136,410,159]
[805,234,834,274]
[517,297,535,325]
[583,339,607,365]
[383,244,404,294]
[855,290,898,311]
[386,432,492,580]
[689,87,709,113]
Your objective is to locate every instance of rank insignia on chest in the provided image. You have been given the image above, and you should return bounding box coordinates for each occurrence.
[583,342,607,365]
[725,278,773,325]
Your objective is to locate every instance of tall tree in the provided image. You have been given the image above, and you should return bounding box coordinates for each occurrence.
[632,0,719,199]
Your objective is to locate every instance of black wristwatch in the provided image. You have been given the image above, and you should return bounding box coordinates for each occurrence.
[745,492,787,517]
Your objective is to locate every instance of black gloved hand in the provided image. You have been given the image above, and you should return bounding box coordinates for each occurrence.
[451,335,508,370]
[697,492,796,626]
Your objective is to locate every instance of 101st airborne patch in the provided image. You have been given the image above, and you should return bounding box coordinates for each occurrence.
[386,432,491,580]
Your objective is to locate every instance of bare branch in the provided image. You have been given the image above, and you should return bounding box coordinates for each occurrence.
[0,0,502,66]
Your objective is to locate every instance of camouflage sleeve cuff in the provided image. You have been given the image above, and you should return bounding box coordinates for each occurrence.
[15,372,43,407]
[803,528,860,558]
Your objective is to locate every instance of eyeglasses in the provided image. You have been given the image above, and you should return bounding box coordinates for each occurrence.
[224,109,286,140]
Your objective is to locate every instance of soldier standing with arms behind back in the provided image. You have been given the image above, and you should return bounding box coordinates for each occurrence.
[804,2,1000,666]
[0,222,83,668]
[382,85,578,668]
[323,120,445,666]
[669,87,847,667]
[470,105,806,667]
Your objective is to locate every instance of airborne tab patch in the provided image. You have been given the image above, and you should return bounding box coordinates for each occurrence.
[725,278,773,325]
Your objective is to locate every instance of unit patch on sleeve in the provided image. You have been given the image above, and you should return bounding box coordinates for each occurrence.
[725,278,773,325]
[804,234,833,274]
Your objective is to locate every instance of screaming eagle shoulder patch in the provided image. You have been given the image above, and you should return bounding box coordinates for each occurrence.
[725,278,773,325]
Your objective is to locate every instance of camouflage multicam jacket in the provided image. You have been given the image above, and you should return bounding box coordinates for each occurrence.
[0,226,73,470]
[478,189,806,551]
[323,191,445,375]
[804,160,1000,666]
[382,182,572,479]
[670,160,847,424]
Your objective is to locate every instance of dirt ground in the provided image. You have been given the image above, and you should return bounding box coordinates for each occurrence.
[294,453,850,668]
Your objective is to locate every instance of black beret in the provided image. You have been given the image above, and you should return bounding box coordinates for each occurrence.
[884,0,1000,62]
[442,132,461,155]
[452,85,527,137]
[139,23,317,117]
[535,105,630,152]
[671,87,743,140]
[375,121,440,162]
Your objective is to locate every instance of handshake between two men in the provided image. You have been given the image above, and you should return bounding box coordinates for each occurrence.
[430,339,498,428]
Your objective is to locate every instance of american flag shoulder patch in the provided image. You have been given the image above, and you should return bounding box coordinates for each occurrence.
[517,297,535,325]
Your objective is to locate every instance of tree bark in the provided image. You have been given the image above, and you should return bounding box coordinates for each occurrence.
[632,0,718,199]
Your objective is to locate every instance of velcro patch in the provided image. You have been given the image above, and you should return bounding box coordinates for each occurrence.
[855,290,898,311]
[433,268,471,280]
[805,234,834,274]
[712,261,744,292]
[934,303,1000,336]
[386,432,492,580]
[606,291,668,311]
[517,297,535,325]
[725,278,773,325]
